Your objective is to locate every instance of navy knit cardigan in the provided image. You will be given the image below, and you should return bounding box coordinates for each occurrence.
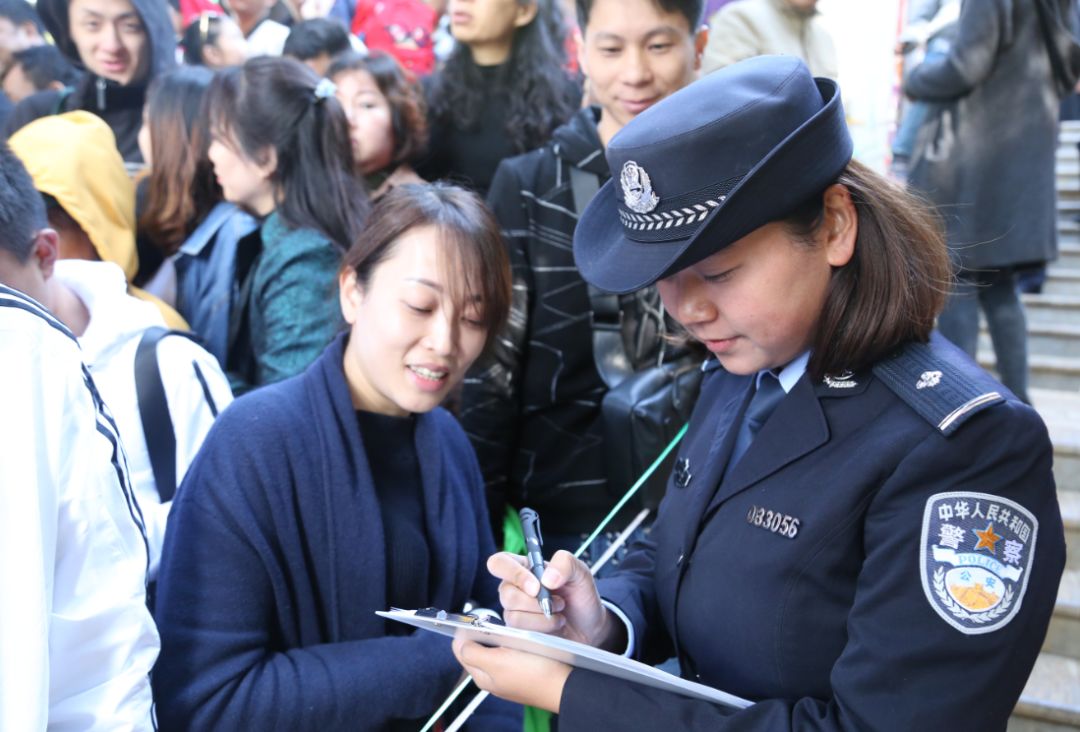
[152,333,518,730]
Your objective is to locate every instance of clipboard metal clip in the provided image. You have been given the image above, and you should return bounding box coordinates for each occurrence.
[411,607,506,627]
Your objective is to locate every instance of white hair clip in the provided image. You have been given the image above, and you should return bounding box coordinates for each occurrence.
[313,77,337,103]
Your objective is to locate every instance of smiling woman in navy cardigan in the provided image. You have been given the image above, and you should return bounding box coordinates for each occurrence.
[152,184,518,731]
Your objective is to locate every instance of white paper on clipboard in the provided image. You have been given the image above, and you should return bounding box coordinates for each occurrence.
[376,609,752,710]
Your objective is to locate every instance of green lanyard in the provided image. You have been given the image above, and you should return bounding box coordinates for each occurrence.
[419,423,690,732]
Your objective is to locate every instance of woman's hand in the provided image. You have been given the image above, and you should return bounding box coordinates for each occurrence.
[487,550,625,651]
[452,640,571,713]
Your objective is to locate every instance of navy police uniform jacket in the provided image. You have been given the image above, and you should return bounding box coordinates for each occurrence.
[559,333,1065,730]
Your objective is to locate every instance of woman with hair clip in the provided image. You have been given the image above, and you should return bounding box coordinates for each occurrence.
[153,183,521,731]
[203,55,369,392]
[419,0,580,195]
[181,12,248,68]
[451,56,1066,730]
[328,51,428,199]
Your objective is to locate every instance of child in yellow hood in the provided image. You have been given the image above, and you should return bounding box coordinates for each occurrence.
[8,110,187,329]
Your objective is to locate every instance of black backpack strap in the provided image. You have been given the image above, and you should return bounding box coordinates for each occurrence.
[135,327,216,502]
[570,165,634,388]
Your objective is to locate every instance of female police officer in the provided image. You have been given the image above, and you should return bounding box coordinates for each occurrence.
[452,55,1066,730]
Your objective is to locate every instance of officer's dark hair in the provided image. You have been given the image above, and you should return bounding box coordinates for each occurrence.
[0,144,47,263]
[10,45,80,91]
[341,183,511,356]
[283,18,351,62]
[0,0,44,34]
[782,159,950,381]
[327,51,428,166]
[576,0,703,30]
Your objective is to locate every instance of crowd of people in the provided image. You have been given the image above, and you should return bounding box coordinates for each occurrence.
[0,0,1074,729]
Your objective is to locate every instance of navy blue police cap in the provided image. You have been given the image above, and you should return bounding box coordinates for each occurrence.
[573,55,853,294]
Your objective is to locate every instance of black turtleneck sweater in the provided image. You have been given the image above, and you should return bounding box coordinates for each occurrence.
[356,409,431,624]
[417,63,515,197]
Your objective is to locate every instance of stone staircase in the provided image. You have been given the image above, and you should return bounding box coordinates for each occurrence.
[1003,120,1080,732]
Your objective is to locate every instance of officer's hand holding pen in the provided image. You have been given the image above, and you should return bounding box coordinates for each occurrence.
[487,549,626,652]
[518,508,553,617]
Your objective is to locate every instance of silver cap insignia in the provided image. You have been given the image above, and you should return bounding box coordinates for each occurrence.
[620,161,660,214]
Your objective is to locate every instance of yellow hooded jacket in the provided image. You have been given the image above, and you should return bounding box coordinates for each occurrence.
[8,111,188,329]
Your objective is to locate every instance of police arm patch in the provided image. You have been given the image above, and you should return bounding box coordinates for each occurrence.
[919,491,1038,635]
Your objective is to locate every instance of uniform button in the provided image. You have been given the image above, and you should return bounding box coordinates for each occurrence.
[676,551,685,566]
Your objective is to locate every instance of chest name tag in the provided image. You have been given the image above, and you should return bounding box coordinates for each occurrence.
[746,505,800,539]
[920,491,1037,635]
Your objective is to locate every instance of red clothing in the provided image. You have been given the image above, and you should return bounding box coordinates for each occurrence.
[179,0,224,28]
[351,0,436,76]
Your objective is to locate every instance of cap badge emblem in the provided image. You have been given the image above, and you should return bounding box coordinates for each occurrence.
[620,161,660,214]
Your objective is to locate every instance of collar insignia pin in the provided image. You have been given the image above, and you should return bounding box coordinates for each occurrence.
[823,370,857,389]
[917,370,943,390]
[674,457,692,488]
[621,161,660,214]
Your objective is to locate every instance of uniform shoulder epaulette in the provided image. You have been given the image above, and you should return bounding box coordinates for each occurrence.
[872,332,1005,436]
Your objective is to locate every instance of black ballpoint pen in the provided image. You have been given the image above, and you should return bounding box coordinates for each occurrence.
[519,507,553,618]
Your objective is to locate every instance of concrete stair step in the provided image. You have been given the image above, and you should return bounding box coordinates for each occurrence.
[1031,388,1080,494]
[1056,244,1080,269]
[1045,269,1080,296]
[1044,568,1080,658]
[1023,293,1080,326]
[1010,653,1080,730]
[977,351,1080,391]
[981,324,1080,359]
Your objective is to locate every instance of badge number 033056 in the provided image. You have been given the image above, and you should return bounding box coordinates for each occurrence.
[746,505,800,539]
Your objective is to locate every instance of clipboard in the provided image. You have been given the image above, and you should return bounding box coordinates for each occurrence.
[377,608,752,710]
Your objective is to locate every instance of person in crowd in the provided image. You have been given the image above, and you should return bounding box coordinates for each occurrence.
[0,0,45,77]
[701,0,836,79]
[350,0,439,76]
[889,0,959,179]
[2,44,81,104]
[136,67,219,300]
[0,0,45,129]
[297,0,352,27]
[153,183,520,731]
[418,0,580,195]
[6,0,176,165]
[7,111,232,575]
[283,16,353,76]
[229,0,291,56]
[0,0,46,128]
[204,56,368,391]
[0,143,159,731]
[904,0,1077,406]
[9,111,186,328]
[181,12,248,67]
[461,0,706,556]
[329,51,427,197]
[452,56,1065,731]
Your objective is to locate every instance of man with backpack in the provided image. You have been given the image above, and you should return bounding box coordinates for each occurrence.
[5,111,233,577]
[460,0,707,561]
